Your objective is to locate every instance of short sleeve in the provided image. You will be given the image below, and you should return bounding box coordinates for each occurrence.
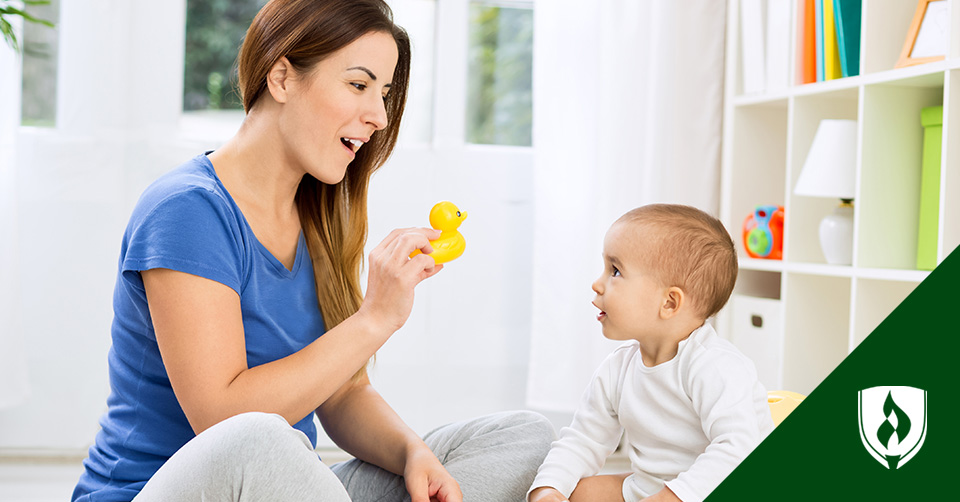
[121,187,245,295]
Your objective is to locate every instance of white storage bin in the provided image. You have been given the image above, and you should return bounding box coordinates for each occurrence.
[729,295,782,391]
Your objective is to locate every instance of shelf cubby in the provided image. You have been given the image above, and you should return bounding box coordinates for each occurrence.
[943,70,960,260]
[858,76,943,269]
[733,269,782,300]
[860,0,920,75]
[785,90,859,265]
[781,273,850,394]
[730,101,789,258]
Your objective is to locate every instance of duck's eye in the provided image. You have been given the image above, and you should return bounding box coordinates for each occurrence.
[456,211,461,217]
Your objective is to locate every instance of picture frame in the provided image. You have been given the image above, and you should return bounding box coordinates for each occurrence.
[895,0,949,68]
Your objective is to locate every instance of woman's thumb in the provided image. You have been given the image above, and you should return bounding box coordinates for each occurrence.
[406,477,430,502]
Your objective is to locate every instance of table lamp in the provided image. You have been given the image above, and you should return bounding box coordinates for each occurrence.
[794,119,857,265]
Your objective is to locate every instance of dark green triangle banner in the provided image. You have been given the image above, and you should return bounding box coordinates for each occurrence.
[708,249,958,500]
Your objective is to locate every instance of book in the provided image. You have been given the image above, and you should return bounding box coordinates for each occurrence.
[766,0,790,92]
[800,0,817,84]
[741,0,766,94]
[833,0,862,77]
[815,0,824,81]
[822,0,842,80]
[917,106,942,270]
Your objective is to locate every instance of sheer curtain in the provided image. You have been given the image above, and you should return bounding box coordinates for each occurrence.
[526,0,727,412]
[1,23,30,409]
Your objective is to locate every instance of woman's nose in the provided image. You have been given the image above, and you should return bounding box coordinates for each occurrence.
[364,95,389,131]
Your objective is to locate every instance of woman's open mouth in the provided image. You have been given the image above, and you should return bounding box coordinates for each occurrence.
[340,137,364,154]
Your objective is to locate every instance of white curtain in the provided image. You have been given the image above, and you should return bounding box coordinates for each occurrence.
[526,0,727,412]
[0,22,30,409]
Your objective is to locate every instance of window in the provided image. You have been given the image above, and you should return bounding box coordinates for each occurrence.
[183,0,266,111]
[465,1,532,147]
[389,0,436,145]
[19,0,60,127]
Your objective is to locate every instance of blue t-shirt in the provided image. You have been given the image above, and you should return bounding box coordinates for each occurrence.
[73,153,326,501]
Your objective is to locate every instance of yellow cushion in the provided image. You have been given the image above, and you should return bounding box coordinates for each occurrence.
[767,390,806,427]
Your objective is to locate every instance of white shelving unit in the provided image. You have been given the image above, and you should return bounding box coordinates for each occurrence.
[718,0,960,395]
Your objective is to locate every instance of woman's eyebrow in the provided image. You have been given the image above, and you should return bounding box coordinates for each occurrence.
[347,66,378,80]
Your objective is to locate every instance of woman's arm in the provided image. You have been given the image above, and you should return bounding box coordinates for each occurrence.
[317,375,461,502]
[143,227,442,434]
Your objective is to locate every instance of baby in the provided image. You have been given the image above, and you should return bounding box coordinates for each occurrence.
[528,204,773,502]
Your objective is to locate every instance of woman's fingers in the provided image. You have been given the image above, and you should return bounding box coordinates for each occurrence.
[434,479,463,502]
[375,228,440,264]
[409,255,443,281]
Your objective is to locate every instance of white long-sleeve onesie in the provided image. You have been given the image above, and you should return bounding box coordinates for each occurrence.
[529,324,773,502]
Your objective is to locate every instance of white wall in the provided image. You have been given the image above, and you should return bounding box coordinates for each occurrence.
[0,0,537,453]
[362,146,535,439]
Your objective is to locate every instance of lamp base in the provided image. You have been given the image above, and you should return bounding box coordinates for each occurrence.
[819,201,853,265]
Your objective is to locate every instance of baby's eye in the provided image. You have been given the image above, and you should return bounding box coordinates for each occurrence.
[612,267,620,277]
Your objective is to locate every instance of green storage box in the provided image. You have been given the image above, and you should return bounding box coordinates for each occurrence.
[917,106,942,271]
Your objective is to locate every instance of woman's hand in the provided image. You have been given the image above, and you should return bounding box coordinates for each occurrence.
[403,446,462,502]
[529,486,569,502]
[358,227,443,334]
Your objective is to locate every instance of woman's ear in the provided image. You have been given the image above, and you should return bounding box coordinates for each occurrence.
[266,57,295,104]
[659,287,685,320]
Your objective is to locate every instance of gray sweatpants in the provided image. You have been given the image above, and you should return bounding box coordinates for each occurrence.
[133,410,556,502]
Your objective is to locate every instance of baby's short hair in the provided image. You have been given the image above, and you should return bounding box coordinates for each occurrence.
[617,204,738,319]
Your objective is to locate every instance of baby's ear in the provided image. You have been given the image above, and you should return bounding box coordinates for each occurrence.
[659,287,685,319]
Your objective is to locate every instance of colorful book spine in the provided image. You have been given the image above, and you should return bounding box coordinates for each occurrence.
[822,0,842,80]
[802,0,817,84]
[917,106,942,270]
[815,0,824,81]
[833,0,862,78]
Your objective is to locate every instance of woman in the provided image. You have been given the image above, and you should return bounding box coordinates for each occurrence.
[72,1,553,500]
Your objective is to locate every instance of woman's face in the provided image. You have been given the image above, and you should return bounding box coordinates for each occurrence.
[280,30,399,184]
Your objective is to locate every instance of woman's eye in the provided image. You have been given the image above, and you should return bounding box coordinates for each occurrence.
[351,83,367,91]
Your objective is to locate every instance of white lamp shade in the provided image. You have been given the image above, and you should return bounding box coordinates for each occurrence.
[795,119,857,199]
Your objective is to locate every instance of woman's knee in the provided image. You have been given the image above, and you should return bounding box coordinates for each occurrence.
[201,412,314,462]
[497,410,557,443]
[137,412,349,501]
[500,410,557,459]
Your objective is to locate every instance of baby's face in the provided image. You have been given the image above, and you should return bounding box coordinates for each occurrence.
[591,222,665,342]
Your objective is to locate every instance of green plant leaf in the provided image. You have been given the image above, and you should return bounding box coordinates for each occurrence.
[0,0,56,52]
[2,5,53,26]
[0,16,19,53]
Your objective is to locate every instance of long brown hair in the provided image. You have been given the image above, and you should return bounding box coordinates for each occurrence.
[237,0,410,376]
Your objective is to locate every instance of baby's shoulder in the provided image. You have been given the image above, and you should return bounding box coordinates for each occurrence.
[681,329,758,381]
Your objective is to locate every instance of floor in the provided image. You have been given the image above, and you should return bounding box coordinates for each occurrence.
[0,451,630,501]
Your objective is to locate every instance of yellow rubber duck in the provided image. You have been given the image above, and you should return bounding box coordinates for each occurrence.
[410,201,467,264]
